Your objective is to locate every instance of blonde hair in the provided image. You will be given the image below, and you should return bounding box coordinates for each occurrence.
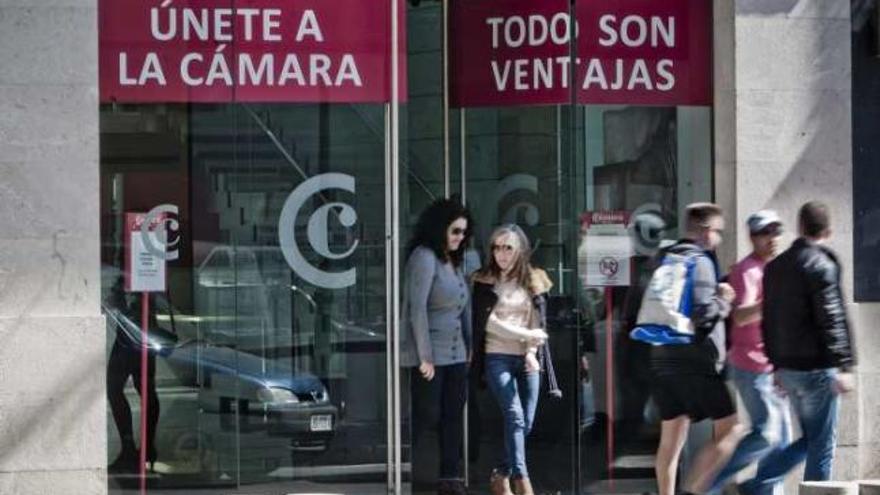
[477,224,533,289]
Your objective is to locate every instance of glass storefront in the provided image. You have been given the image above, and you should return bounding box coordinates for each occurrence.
[101,102,392,493]
[98,1,713,493]
[459,104,711,494]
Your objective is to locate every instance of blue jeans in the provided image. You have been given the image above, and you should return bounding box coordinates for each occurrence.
[741,368,840,495]
[709,367,791,494]
[484,353,540,479]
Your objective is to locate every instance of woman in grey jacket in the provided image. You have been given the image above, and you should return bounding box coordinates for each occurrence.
[401,198,474,495]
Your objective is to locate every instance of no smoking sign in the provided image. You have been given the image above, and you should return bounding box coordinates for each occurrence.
[599,256,620,277]
[579,210,632,287]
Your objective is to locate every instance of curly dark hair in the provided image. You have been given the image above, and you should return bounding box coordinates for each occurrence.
[407,197,473,267]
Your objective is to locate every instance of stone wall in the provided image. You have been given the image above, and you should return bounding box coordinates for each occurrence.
[0,1,106,493]
[715,0,878,481]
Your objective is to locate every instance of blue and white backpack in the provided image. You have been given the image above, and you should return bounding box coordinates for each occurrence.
[630,251,705,346]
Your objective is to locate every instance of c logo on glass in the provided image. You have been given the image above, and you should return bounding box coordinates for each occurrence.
[142,203,180,261]
[495,174,540,227]
[278,173,359,290]
[630,202,666,256]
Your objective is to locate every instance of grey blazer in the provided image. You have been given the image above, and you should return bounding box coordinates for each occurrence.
[400,246,472,367]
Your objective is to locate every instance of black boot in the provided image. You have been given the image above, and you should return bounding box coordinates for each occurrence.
[108,442,139,473]
[146,444,158,472]
[438,479,468,495]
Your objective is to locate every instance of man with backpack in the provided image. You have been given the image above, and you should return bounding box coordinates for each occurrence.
[631,203,744,495]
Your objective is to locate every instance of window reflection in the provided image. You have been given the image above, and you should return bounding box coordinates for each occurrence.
[101,103,389,493]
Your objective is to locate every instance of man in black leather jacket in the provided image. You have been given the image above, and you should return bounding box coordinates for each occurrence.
[740,201,856,494]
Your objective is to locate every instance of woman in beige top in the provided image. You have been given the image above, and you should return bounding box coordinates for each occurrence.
[472,225,555,495]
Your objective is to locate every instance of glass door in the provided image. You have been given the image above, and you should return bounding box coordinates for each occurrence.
[101,101,394,495]
[456,105,713,495]
[573,105,713,494]
[453,4,715,492]
[461,103,579,494]
[204,102,392,492]
[100,0,405,490]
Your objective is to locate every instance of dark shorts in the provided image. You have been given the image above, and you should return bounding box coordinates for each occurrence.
[651,373,736,422]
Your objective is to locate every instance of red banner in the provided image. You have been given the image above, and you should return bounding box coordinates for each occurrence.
[450,0,570,108]
[450,0,711,108]
[576,0,711,106]
[100,0,407,103]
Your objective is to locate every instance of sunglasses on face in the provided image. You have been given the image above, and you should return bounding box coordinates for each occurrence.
[755,225,783,237]
[492,244,516,252]
[450,227,468,236]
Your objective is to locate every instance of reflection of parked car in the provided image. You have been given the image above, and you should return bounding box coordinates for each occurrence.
[170,343,337,449]
[103,306,338,451]
[194,246,272,347]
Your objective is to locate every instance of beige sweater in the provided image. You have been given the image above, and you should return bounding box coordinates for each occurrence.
[485,279,540,356]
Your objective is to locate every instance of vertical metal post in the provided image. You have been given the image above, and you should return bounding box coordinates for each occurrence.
[556,105,565,295]
[460,110,467,204]
[442,0,451,197]
[444,4,473,486]
[388,0,403,492]
[385,102,394,494]
[459,107,469,486]
[605,287,615,486]
[139,292,149,495]
[567,2,581,493]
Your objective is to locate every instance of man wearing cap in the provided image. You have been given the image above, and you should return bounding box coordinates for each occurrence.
[707,210,791,495]
[739,201,856,495]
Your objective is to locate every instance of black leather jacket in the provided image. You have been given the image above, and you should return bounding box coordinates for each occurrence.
[762,238,855,370]
[472,277,562,399]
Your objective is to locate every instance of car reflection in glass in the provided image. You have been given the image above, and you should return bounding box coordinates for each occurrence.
[104,305,338,453]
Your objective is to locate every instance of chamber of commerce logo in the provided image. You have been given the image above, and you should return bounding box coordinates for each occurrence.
[494,174,540,226]
[141,203,180,261]
[629,202,666,256]
[278,173,359,289]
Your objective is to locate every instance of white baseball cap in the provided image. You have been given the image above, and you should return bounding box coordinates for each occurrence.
[747,210,783,234]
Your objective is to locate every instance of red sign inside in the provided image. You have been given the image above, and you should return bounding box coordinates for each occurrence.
[450,0,711,108]
[99,0,407,103]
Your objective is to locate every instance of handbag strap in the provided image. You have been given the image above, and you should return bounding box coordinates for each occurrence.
[165,287,178,335]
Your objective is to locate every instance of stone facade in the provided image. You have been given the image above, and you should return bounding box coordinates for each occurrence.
[0,0,877,493]
[0,1,106,494]
[715,0,879,482]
